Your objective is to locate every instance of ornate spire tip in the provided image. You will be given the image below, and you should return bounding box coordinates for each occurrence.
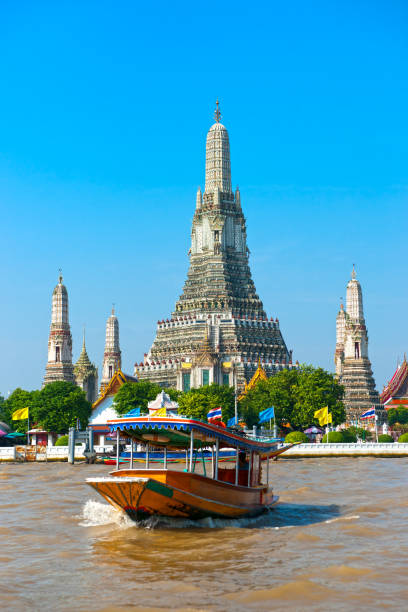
[214,99,221,123]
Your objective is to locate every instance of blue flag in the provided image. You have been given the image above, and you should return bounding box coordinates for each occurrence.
[227,416,238,427]
[258,406,275,424]
[123,407,141,417]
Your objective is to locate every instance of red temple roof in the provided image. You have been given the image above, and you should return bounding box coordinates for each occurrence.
[380,357,408,405]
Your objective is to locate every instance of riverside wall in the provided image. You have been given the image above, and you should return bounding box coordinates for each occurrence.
[2,443,408,462]
[0,445,113,462]
[282,442,408,458]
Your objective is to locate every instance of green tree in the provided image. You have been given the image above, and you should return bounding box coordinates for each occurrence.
[341,429,357,442]
[114,381,180,416]
[239,365,345,429]
[178,383,235,423]
[346,425,367,439]
[1,388,39,432]
[239,369,298,427]
[388,406,408,426]
[34,382,92,433]
[292,365,345,429]
[378,434,393,443]
[285,431,309,444]
[1,383,92,433]
[55,435,69,446]
[322,431,344,443]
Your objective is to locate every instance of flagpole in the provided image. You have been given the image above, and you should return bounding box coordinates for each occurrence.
[375,411,378,443]
[234,371,238,426]
[27,408,30,446]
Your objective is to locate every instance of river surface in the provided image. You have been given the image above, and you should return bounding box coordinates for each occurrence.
[1,458,408,611]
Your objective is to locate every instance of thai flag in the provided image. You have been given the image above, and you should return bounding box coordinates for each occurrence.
[361,407,376,419]
[207,407,222,422]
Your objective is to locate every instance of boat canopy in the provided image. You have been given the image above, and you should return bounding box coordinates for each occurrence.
[107,416,280,455]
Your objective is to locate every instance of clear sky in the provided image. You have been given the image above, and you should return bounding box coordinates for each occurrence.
[1,0,407,396]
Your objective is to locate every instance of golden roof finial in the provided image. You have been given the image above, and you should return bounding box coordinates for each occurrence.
[214,99,221,123]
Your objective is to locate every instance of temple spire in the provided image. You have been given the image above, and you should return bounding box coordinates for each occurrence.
[196,186,202,209]
[136,105,290,392]
[43,275,74,385]
[214,99,221,123]
[74,326,98,403]
[205,101,232,194]
[346,266,364,322]
[100,307,122,392]
[334,269,379,419]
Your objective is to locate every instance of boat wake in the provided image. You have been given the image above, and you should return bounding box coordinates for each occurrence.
[79,500,342,530]
[79,500,134,528]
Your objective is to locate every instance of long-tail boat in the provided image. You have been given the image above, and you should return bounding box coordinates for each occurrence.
[87,416,291,521]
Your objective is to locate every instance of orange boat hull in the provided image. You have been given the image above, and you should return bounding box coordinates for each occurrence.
[87,469,277,520]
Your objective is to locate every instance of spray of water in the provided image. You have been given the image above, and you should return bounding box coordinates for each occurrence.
[79,499,341,530]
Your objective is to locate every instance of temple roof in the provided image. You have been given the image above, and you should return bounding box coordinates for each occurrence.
[380,356,408,404]
[238,360,268,400]
[209,122,227,132]
[92,368,138,410]
[75,335,93,369]
[148,390,179,413]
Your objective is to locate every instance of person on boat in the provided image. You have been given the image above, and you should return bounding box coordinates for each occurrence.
[238,451,249,485]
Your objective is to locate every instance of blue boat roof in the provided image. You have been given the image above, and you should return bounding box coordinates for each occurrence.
[107,416,280,454]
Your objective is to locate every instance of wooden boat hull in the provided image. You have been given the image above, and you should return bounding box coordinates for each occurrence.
[87,469,278,520]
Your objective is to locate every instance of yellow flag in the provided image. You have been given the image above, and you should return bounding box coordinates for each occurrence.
[328,412,333,424]
[12,407,29,420]
[152,407,167,416]
[314,406,329,426]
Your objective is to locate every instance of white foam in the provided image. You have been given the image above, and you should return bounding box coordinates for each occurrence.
[79,500,134,528]
[325,514,360,524]
[78,500,280,530]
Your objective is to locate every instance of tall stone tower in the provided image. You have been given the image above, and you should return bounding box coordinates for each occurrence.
[136,102,293,391]
[335,266,379,420]
[43,274,75,385]
[74,332,98,403]
[100,307,121,392]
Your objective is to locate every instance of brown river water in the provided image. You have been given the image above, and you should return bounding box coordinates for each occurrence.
[1,458,408,612]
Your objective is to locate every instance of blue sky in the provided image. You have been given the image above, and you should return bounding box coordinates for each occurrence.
[1,0,407,395]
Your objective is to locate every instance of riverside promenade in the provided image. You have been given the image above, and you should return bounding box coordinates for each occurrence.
[2,442,408,461]
[283,442,408,458]
[0,445,111,462]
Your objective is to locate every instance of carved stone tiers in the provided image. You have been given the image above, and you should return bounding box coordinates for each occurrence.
[136,106,293,392]
[335,267,380,420]
[74,333,98,403]
[100,308,121,393]
[43,275,75,386]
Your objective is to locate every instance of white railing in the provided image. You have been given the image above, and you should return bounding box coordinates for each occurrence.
[284,442,408,456]
[46,445,86,460]
[94,445,114,453]
[0,447,16,461]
